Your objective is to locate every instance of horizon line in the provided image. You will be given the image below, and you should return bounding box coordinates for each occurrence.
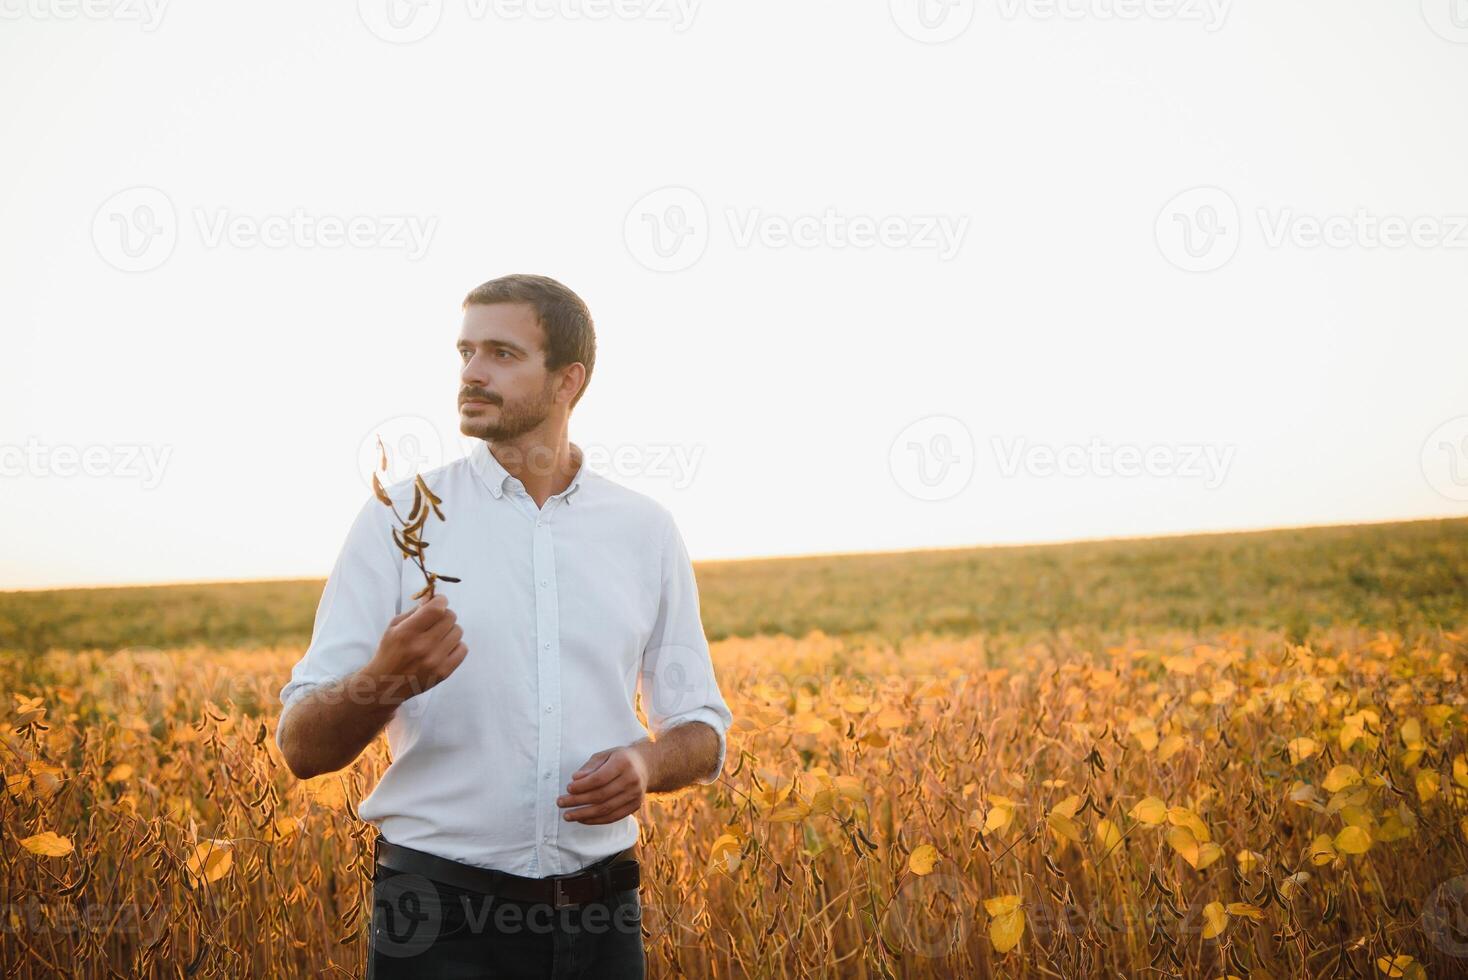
[3,511,1464,595]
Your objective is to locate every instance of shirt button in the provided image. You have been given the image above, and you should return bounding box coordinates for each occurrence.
[543,833,550,842]
[545,705,553,713]
[543,642,551,650]
[539,579,547,587]
[543,770,551,779]
[536,520,543,527]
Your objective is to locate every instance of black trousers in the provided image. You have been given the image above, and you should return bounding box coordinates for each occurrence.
[366,859,645,979]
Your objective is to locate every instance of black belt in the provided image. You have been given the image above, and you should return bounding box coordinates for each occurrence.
[374,838,640,910]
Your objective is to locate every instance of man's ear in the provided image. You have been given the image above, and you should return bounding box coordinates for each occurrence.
[557,362,587,407]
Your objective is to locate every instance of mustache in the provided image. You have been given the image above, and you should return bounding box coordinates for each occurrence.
[459,389,502,405]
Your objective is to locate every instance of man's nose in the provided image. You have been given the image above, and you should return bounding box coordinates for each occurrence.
[460,353,490,386]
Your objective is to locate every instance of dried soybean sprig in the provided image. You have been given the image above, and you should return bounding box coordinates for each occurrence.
[371,435,461,601]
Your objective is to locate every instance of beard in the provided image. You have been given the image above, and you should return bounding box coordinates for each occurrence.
[459,376,555,442]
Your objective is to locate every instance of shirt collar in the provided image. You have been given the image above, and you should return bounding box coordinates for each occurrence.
[470,439,587,504]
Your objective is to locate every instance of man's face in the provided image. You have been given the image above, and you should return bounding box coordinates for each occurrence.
[457,302,559,442]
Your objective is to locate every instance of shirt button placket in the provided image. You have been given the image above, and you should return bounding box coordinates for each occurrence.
[533,502,562,873]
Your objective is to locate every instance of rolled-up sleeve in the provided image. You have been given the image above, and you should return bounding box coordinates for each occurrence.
[276,495,401,746]
[639,510,734,785]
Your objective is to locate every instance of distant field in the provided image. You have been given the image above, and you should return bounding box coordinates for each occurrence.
[2,517,1465,655]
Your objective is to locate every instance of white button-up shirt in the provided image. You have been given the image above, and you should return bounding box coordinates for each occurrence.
[277,439,733,877]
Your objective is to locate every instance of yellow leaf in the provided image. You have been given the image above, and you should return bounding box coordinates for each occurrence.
[1130,796,1168,826]
[908,844,939,876]
[1225,902,1264,920]
[1157,734,1186,761]
[105,764,133,783]
[984,895,1025,953]
[983,894,1022,917]
[1194,843,1224,869]
[1322,765,1362,794]
[1334,825,1372,855]
[1309,834,1337,865]
[184,839,234,888]
[1167,806,1211,843]
[19,831,73,857]
[265,816,299,843]
[1094,818,1123,856]
[1202,901,1228,939]
[874,707,906,730]
[1279,871,1311,900]
[1129,717,1159,752]
[1047,812,1082,844]
[1050,795,1082,819]
[1235,849,1261,874]
[766,801,810,823]
[709,833,742,873]
[1287,737,1319,764]
[1416,770,1440,803]
[1376,955,1425,980]
[1166,826,1201,867]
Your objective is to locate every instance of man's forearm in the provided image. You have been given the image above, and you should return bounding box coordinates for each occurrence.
[631,721,722,793]
[277,670,401,780]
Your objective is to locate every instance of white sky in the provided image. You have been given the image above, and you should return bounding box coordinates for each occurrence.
[3,0,1467,590]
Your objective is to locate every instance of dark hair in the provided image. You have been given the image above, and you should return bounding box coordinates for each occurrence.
[462,274,596,409]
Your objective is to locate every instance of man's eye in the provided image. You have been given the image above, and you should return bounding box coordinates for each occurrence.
[496,350,511,359]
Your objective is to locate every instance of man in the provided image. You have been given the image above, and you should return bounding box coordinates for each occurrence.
[275,274,733,978]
